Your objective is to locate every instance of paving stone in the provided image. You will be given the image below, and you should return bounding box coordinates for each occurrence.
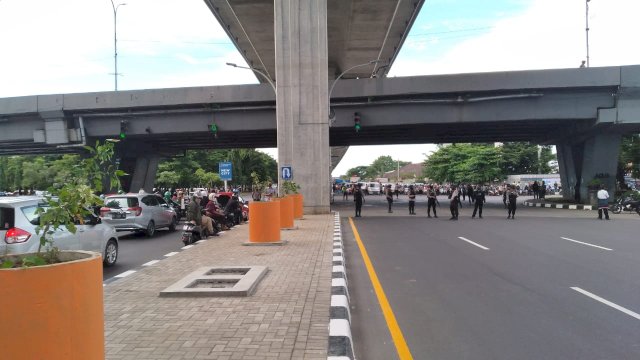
[105,214,333,360]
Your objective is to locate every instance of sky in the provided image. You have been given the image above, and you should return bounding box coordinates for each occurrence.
[1,0,639,176]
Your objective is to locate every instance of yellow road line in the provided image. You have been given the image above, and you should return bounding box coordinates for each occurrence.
[349,217,413,360]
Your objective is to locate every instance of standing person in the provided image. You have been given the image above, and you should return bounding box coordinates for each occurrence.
[354,184,364,217]
[461,185,466,202]
[472,185,486,219]
[597,184,610,220]
[342,185,348,201]
[394,184,400,199]
[385,184,394,213]
[427,185,438,218]
[502,186,508,209]
[540,181,546,199]
[507,185,518,219]
[449,185,460,220]
[467,184,474,204]
[532,181,540,200]
[408,185,416,215]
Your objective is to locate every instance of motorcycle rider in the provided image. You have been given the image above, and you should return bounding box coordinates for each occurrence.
[187,195,215,236]
[224,195,243,225]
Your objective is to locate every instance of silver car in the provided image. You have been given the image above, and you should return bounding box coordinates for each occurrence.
[0,196,119,267]
[101,193,177,237]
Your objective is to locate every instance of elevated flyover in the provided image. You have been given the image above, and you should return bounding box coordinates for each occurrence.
[204,0,424,81]
[2,66,638,151]
[1,65,639,201]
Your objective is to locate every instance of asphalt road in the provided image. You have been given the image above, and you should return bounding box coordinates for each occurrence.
[102,225,185,281]
[333,194,640,360]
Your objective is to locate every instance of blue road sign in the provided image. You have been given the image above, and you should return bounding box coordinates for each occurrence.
[281,166,292,180]
[219,162,233,181]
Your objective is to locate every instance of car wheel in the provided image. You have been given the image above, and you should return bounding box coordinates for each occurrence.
[169,216,177,231]
[103,239,118,267]
[145,220,156,237]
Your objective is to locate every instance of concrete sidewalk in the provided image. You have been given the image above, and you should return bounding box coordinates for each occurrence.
[104,214,333,360]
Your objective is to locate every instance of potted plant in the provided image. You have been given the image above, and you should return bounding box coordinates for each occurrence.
[0,141,124,359]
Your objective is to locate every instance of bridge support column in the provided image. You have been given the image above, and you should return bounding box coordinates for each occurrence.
[275,0,330,214]
[557,133,621,203]
[129,156,160,193]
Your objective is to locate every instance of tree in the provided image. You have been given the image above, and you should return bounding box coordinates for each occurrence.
[423,144,502,183]
[619,134,640,178]
[345,166,369,179]
[499,142,538,174]
[367,156,410,178]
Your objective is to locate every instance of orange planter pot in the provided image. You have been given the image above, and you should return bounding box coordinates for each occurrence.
[0,251,104,360]
[248,201,281,243]
[279,196,295,229]
[292,193,304,219]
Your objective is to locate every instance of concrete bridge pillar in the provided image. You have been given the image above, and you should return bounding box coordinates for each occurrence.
[275,0,330,214]
[114,142,161,193]
[557,133,621,203]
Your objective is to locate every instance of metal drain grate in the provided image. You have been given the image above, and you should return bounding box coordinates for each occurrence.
[160,266,268,297]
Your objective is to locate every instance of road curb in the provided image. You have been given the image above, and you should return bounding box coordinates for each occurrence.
[328,212,355,360]
[523,201,594,210]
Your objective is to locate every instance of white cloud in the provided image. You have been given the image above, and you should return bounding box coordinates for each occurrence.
[390,0,640,77]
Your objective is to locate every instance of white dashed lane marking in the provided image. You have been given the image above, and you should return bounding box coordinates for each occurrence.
[561,237,613,251]
[457,236,490,250]
[572,287,640,321]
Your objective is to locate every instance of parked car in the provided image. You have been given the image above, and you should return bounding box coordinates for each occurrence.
[0,196,119,266]
[100,193,177,237]
[367,182,381,195]
[215,192,249,221]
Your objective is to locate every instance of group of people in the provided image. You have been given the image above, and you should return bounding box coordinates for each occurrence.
[173,190,245,238]
[352,183,521,220]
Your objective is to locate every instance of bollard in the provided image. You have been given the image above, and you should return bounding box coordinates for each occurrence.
[247,201,281,243]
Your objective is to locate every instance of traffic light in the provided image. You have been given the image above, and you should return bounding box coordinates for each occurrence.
[209,123,218,138]
[354,112,361,132]
[119,120,128,139]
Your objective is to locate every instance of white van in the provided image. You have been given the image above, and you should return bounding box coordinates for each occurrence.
[367,182,381,195]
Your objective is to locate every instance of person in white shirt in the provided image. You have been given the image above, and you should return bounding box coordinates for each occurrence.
[597,185,610,220]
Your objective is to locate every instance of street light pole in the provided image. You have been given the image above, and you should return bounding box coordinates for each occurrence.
[110,0,126,91]
[225,63,276,93]
[328,60,382,121]
[585,0,590,67]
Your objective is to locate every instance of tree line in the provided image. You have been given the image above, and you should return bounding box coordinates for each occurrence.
[0,149,277,192]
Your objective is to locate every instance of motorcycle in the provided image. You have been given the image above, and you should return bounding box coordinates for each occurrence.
[181,221,203,245]
[610,196,640,215]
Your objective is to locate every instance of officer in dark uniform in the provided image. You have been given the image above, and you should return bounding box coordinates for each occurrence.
[427,185,438,218]
[472,185,486,218]
[408,185,416,215]
[354,184,364,217]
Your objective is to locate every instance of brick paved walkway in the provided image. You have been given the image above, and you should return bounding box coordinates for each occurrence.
[104,214,333,360]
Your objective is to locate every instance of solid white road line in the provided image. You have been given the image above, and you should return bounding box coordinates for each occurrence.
[181,245,194,250]
[164,252,179,257]
[142,260,160,266]
[458,237,490,250]
[571,287,640,321]
[561,237,613,251]
[114,270,136,278]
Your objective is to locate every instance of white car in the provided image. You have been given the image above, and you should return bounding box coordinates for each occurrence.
[0,197,119,266]
[367,182,381,195]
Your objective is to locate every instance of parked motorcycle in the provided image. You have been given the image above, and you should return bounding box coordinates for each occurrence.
[610,196,640,215]
[181,222,203,245]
